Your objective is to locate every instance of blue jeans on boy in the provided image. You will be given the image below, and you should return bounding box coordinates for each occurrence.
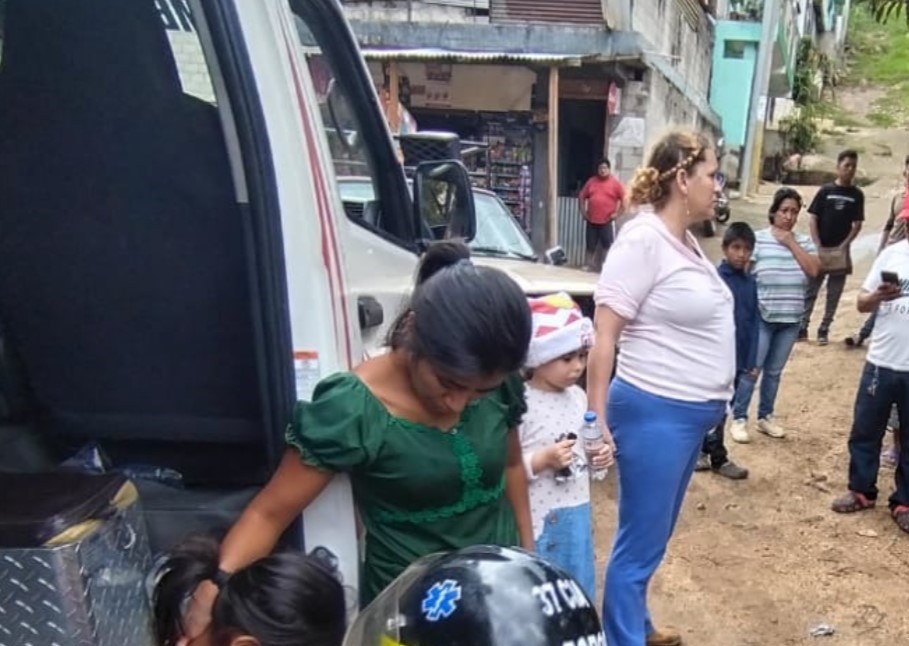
[604,379,725,645]
[732,319,801,421]
[848,362,909,510]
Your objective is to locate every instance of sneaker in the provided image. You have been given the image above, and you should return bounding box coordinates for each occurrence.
[758,416,786,439]
[714,461,749,480]
[817,329,829,346]
[694,453,710,472]
[729,418,751,444]
[646,628,682,646]
[797,328,808,342]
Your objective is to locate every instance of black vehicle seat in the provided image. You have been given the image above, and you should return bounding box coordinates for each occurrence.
[0,0,270,487]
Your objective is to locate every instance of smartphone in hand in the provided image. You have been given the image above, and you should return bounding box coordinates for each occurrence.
[881,270,900,285]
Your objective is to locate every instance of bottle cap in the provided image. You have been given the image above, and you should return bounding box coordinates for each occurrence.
[583,411,597,423]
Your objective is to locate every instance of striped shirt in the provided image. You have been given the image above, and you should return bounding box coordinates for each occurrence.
[751,229,817,324]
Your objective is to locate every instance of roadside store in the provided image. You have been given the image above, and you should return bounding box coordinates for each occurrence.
[360,50,630,259]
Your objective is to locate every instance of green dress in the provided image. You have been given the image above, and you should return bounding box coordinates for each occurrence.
[285,371,527,605]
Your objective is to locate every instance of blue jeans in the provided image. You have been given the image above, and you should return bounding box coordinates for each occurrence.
[848,362,909,509]
[604,379,725,645]
[535,502,596,600]
[732,319,801,421]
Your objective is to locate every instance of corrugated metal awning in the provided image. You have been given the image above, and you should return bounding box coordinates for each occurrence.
[355,47,588,65]
[422,0,490,8]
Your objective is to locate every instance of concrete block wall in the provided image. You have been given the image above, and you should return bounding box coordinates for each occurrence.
[342,2,488,24]
[632,0,713,103]
[608,79,648,183]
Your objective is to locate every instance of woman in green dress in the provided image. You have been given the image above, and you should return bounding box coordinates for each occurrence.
[184,242,535,636]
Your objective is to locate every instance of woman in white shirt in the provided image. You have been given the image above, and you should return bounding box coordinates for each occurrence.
[587,130,735,646]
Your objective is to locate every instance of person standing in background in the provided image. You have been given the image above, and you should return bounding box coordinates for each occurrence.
[587,130,734,646]
[696,222,755,480]
[579,158,625,272]
[831,233,909,536]
[845,155,909,349]
[801,150,864,345]
[728,188,820,442]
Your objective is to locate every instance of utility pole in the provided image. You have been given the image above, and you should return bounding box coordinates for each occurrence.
[739,0,780,195]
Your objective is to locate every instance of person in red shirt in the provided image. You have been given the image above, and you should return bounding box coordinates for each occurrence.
[579,158,625,271]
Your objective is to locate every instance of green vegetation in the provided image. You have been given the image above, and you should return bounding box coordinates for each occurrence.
[780,37,822,154]
[843,3,909,126]
[856,0,909,26]
[779,111,821,154]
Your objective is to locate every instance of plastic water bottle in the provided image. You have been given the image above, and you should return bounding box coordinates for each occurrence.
[581,411,608,481]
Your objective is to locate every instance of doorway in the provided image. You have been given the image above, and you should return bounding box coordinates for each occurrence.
[558,98,607,196]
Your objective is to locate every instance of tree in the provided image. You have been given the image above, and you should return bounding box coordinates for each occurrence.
[858,0,909,24]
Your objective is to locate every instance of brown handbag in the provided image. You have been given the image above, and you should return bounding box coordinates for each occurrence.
[817,246,850,275]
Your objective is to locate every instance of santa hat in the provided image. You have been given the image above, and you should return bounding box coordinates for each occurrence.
[525,293,594,368]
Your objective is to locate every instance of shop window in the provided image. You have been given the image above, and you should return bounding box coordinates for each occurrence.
[724,40,747,60]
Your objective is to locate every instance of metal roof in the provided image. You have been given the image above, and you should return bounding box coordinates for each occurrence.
[357,47,588,65]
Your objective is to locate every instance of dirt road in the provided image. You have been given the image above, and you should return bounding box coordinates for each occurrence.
[591,126,909,645]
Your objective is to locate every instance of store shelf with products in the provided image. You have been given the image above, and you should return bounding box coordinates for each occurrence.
[482,113,533,224]
[404,107,534,227]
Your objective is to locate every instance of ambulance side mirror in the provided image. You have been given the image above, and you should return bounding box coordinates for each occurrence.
[413,161,477,244]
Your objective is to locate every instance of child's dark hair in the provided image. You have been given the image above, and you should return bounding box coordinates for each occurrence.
[154,536,346,646]
[837,149,858,165]
[722,222,756,250]
[598,158,611,169]
[768,187,803,223]
[388,241,531,377]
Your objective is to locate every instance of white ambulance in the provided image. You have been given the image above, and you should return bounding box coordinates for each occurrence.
[0,0,593,626]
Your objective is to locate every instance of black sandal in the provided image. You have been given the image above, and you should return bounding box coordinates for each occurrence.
[892,506,909,534]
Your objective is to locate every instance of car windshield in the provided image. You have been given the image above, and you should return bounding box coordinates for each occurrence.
[336,180,536,261]
[470,193,536,260]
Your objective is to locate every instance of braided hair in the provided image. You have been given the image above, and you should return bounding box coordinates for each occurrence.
[628,130,713,209]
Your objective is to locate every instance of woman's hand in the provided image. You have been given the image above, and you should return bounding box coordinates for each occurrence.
[589,440,615,470]
[181,579,219,641]
[771,226,795,248]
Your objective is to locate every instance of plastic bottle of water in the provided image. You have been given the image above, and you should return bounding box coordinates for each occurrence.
[581,411,608,481]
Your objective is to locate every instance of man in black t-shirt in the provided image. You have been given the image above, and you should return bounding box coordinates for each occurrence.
[801,150,865,345]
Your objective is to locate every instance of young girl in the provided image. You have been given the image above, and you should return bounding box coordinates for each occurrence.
[154,536,346,646]
[519,292,602,598]
[182,242,552,639]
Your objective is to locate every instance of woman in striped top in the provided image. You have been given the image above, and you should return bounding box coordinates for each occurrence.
[729,188,821,443]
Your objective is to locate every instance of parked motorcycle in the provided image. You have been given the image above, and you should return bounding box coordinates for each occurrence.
[715,171,731,223]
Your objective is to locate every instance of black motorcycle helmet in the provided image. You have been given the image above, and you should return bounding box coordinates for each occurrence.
[344,546,604,646]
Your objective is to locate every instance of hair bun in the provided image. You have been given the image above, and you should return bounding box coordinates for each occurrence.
[416,240,471,286]
[628,166,662,207]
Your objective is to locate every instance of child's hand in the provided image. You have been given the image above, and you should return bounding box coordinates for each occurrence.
[547,438,576,471]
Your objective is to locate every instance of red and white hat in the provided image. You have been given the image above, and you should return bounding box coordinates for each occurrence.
[525,292,594,368]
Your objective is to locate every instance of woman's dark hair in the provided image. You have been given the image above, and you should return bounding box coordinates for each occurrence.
[388,241,531,377]
[768,187,803,224]
[154,536,346,646]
